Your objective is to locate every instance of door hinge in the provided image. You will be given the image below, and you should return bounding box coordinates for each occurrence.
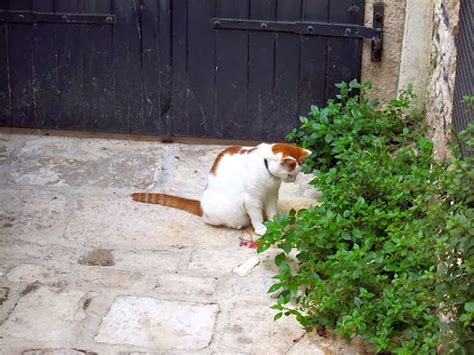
[0,10,115,25]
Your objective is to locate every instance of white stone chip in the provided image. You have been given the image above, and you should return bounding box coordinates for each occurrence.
[232,256,260,276]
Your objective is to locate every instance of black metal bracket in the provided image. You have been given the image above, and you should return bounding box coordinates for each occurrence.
[371,3,384,62]
[0,10,115,25]
[212,3,384,62]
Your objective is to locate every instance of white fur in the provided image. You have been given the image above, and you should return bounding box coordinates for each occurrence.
[200,143,308,236]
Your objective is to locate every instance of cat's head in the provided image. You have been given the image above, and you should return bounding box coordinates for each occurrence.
[268,143,312,183]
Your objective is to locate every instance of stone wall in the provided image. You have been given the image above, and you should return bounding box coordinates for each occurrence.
[425,0,461,160]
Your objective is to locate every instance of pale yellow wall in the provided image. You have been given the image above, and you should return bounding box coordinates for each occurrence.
[361,0,407,104]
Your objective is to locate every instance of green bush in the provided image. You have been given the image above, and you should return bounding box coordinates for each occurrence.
[257,81,473,353]
[436,117,474,352]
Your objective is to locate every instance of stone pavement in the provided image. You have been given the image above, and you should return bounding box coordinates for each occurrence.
[0,132,364,354]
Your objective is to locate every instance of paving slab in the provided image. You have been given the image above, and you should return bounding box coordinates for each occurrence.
[95,296,218,350]
[1,287,86,344]
[217,300,305,354]
[0,188,67,245]
[5,136,167,189]
[188,248,256,275]
[153,274,217,301]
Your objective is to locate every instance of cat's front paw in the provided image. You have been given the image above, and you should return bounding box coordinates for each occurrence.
[254,225,267,236]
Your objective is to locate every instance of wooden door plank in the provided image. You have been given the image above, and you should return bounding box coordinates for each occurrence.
[215,0,249,139]
[158,0,172,135]
[171,0,187,137]
[299,0,329,115]
[7,0,34,127]
[0,22,10,125]
[113,0,144,133]
[326,0,364,100]
[32,0,59,129]
[141,0,162,134]
[181,0,217,137]
[82,0,114,131]
[55,1,84,130]
[248,0,277,140]
[271,0,302,141]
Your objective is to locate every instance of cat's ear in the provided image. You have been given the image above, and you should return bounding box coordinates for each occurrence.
[281,157,297,171]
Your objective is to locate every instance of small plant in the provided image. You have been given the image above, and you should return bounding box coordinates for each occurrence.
[258,81,473,353]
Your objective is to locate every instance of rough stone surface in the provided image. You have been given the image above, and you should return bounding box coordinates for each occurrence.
[5,136,166,188]
[0,132,367,353]
[95,296,218,349]
[22,350,96,355]
[1,287,86,343]
[426,0,461,160]
[188,248,256,275]
[218,301,305,354]
[153,274,217,300]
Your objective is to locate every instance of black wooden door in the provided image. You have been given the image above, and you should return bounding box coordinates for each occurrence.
[0,0,365,141]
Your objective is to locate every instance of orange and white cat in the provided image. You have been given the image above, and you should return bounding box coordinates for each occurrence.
[132,143,311,236]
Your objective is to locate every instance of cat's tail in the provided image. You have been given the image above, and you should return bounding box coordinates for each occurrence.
[131,193,203,217]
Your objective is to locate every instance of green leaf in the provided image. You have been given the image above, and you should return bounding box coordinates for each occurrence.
[464,302,474,312]
[310,105,319,115]
[268,283,282,293]
[349,79,361,89]
[256,242,270,254]
[281,242,292,254]
[273,312,283,321]
[324,134,334,143]
[299,116,309,124]
[279,262,291,275]
[275,252,286,265]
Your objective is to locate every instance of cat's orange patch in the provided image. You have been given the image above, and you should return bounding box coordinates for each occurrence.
[272,143,310,163]
[210,145,257,174]
[240,147,257,154]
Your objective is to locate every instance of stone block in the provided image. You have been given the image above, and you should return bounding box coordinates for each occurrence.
[154,274,216,298]
[1,287,86,343]
[219,301,304,353]
[6,264,68,284]
[188,248,256,275]
[7,136,166,189]
[0,189,66,245]
[112,249,182,273]
[95,296,218,350]
[75,268,143,289]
